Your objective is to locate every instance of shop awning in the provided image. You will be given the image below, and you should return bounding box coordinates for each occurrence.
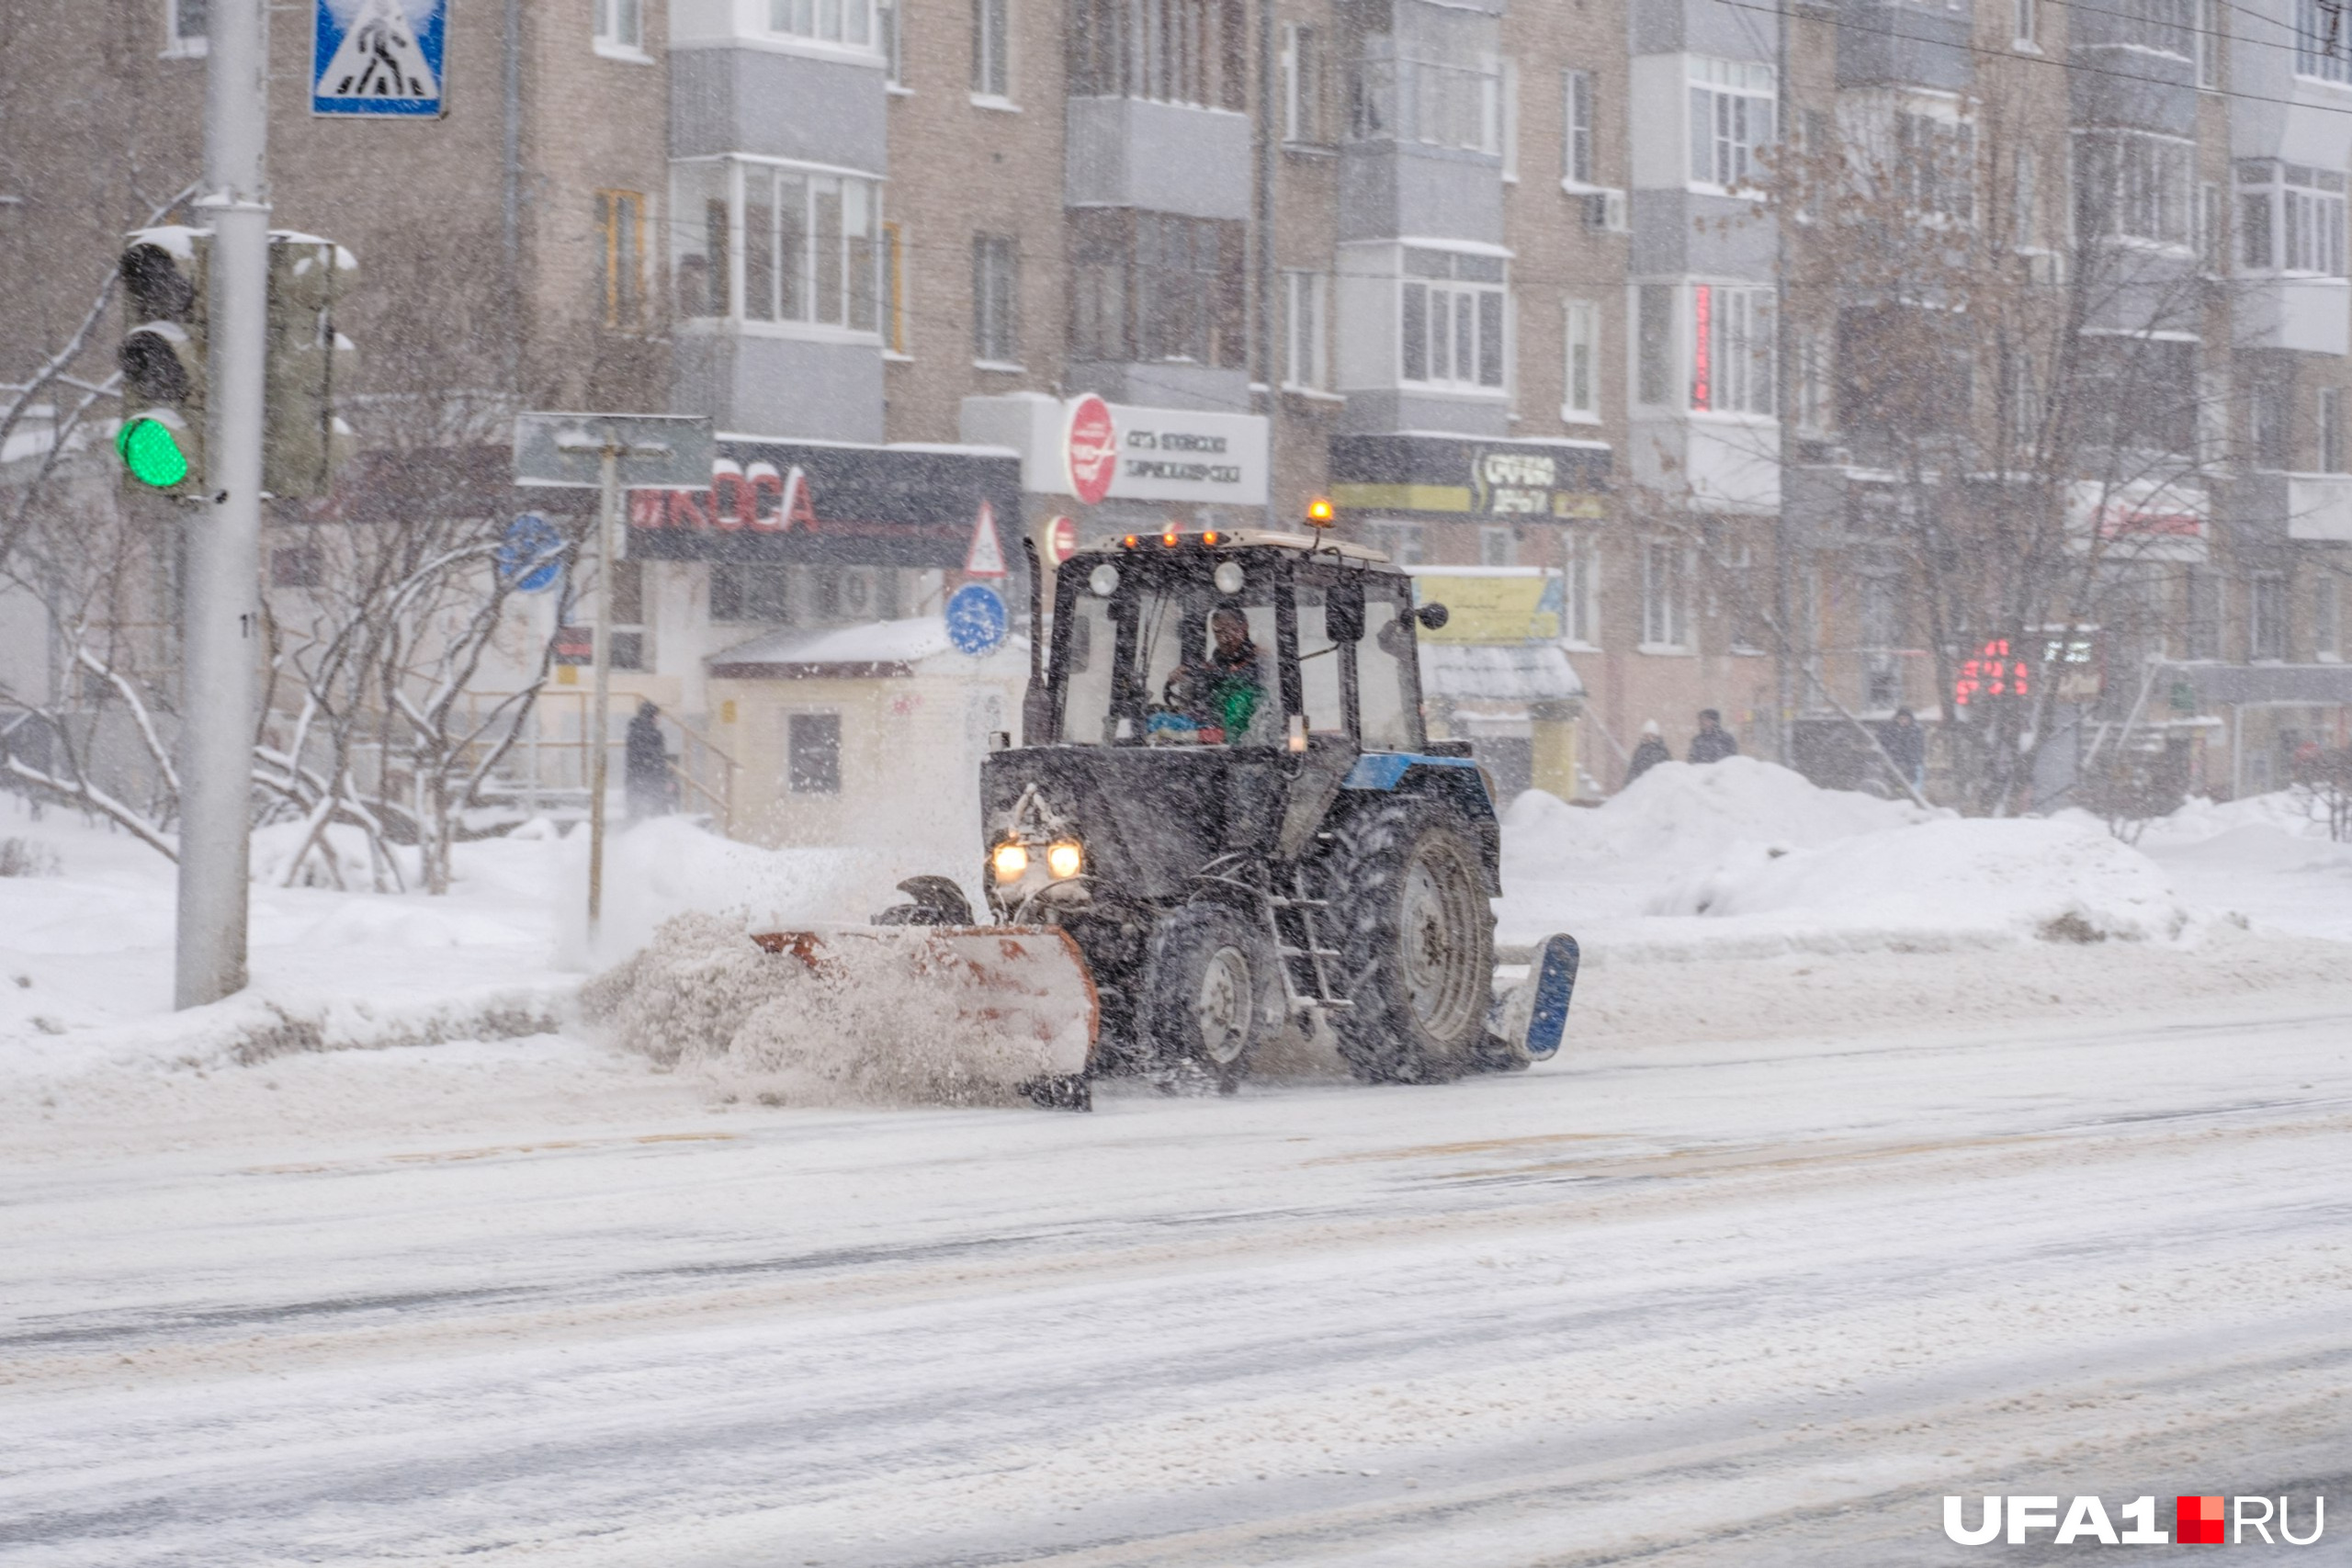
[709,617,1027,680]
[1418,644,1585,705]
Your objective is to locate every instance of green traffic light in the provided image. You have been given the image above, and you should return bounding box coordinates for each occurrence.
[117,416,189,489]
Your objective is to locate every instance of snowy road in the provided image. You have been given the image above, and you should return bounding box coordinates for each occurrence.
[6,1002,2352,1567]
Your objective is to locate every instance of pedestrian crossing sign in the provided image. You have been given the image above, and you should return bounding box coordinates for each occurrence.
[312,0,447,118]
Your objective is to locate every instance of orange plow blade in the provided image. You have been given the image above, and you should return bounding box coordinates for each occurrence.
[748,925,1100,1106]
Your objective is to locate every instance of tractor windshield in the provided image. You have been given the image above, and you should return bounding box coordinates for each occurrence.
[1057,570,1283,748]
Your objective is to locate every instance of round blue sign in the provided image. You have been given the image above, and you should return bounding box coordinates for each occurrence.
[945,582,1009,656]
[496,513,564,594]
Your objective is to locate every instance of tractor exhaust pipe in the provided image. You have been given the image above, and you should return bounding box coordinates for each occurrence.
[1021,534,1050,745]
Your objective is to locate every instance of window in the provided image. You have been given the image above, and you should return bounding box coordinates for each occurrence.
[1636,283,1674,405]
[1500,58,1520,180]
[2012,147,2040,248]
[1561,70,1595,186]
[879,0,904,79]
[1688,58,1775,190]
[2324,388,2346,471]
[1691,284,1773,415]
[2074,130,2192,246]
[608,560,647,671]
[1282,23,1324,141]
[881,220,906,352]
[166,0,207,52]
[1480,526,1518,566]
[1070,0,1245,107]
[2108,0,2191,54]
[1562,299,1599,421]
[2014,0,2036,45]
[2296,0,2350,81]
[2315,576,2342,659]
[1792,324,1830,434]
[2238,160,2347,275]
[1563,530,1600,646]
[1897,112,1974,221]
[1349,44,1502,153]
[2250,573,2289,660]
[974,233,1020,363]
[973,0,1011,97]
[2184,568,2222,658]
[1642,539,1690,649]
[712,565,796,623]
[2253,380,2290,467]
[1284,269,1329,390]
[788,713,843,794]
[270,545,322,588]
[1363,521,1425,564]
[2196,0,2221,85]
[596,191,646,330]
[672,161,882,332]
[1400,248,1506,391]
[1069,211,1245,366]
[595,0,645,52]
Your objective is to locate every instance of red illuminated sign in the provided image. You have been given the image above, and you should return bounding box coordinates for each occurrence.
[1066,394,1118,504]
[1953,637,2031,707]
[1691,285,1712,412]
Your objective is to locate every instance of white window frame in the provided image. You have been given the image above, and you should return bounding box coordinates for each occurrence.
[1563,530,1600,649]
[879,0,906,84]
[1562,69,1596,187]
[973,232,1021,367]
[1690,282,1774,417]
[1640,538,1693,652]
[1500,57,1521,181]
[2296,0,2350,82]
[786,710,845,795]
[2313,574,2342,660]
[2014,0,2038,48]
[2074,130,2195,250]
[1398,247,1510,395]
[669,156,888,340]
[972,0,1013,104]
[1283,268,1331,392]
[2238,159,2348,276]
[164,0,207,57]
[595,0,650,59]
[1562,298,1600,423]
[1480,526,1518,567]
[1282,23,1323,144]
[2196,0,2222,86]
[1687,57,1775,194]
[2249,572,2289,660]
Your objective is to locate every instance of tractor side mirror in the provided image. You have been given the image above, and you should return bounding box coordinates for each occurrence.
[1327,582,1365,642]
[1416,602,1450,631]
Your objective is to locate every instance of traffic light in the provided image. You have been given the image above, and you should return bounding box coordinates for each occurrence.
[115,228,210,493]
[264,233,358,498]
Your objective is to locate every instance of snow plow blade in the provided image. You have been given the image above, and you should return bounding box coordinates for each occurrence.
[748,926,1100,1110]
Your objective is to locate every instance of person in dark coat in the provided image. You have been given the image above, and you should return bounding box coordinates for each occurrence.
[1880,706,1926,791]
[1624,720,1671,785]
[1687,708,1739,764]
[625,700,672,818]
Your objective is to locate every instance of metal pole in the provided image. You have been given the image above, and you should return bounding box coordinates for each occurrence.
[176,0,270,1009]
[586,444,618,933]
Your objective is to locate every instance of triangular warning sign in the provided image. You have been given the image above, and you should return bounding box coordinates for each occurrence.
[964,499,1008,578]
[318,0,440,100]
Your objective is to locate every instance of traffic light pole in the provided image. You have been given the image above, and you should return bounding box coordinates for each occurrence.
[176,0,270,1009]
[585,444,619,938]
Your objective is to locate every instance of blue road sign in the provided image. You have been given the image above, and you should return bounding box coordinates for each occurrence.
[312,0,447,118]
[496,513,564,594]
[945,583,1009,656]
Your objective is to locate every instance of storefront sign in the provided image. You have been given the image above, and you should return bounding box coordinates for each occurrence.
[963,394,1270,507]
[1329,434,1610,520]
[1410,572,1566,645]
[626,438,1023,569]
[2067,479,2208,562]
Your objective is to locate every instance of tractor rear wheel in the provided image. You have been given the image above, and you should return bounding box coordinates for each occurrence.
[1138,902,1279,1093]
[1322,795,1495,1083]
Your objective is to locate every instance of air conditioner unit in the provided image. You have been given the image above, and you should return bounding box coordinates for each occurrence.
[1583,188,1630,233]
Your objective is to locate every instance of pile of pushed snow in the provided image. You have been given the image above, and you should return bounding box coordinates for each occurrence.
[1646,817,2193,943]
[582,912,1077,1107]
[1507,756,1936,876]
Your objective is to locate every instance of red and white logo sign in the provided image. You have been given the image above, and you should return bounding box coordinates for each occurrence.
[1046,514,1079,563]
[1065,394,1117,505]
[964,498,1008,578]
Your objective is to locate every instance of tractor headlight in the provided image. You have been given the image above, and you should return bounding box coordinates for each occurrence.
[1046,840,1084,879]
[991,841,1030,882]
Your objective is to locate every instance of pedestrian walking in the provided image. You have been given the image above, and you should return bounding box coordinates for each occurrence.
[1687,708,1739,764]
[1625,720,1671,785]
[625,700,672,818]
[1880,706,1926,793]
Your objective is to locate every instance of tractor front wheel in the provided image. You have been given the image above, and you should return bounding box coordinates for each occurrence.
[1138,902,1280,1093]
[1323,795,1495,1083]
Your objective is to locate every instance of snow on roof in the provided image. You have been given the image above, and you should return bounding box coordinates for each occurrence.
[709,616,1028,676]
[1419,643,1585,704]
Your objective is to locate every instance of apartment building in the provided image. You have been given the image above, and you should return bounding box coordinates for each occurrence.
[6,0,2348,829]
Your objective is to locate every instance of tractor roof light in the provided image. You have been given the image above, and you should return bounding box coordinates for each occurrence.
[1046,840,1083,880]
[1306,497,1337,528]
[1160,529,1180,547]
[1201,530,1221,546]
[990,840,1030,883]
[1122,534,1141,550]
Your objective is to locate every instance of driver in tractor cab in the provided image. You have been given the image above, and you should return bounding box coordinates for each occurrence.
[1155,606,1266,745]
